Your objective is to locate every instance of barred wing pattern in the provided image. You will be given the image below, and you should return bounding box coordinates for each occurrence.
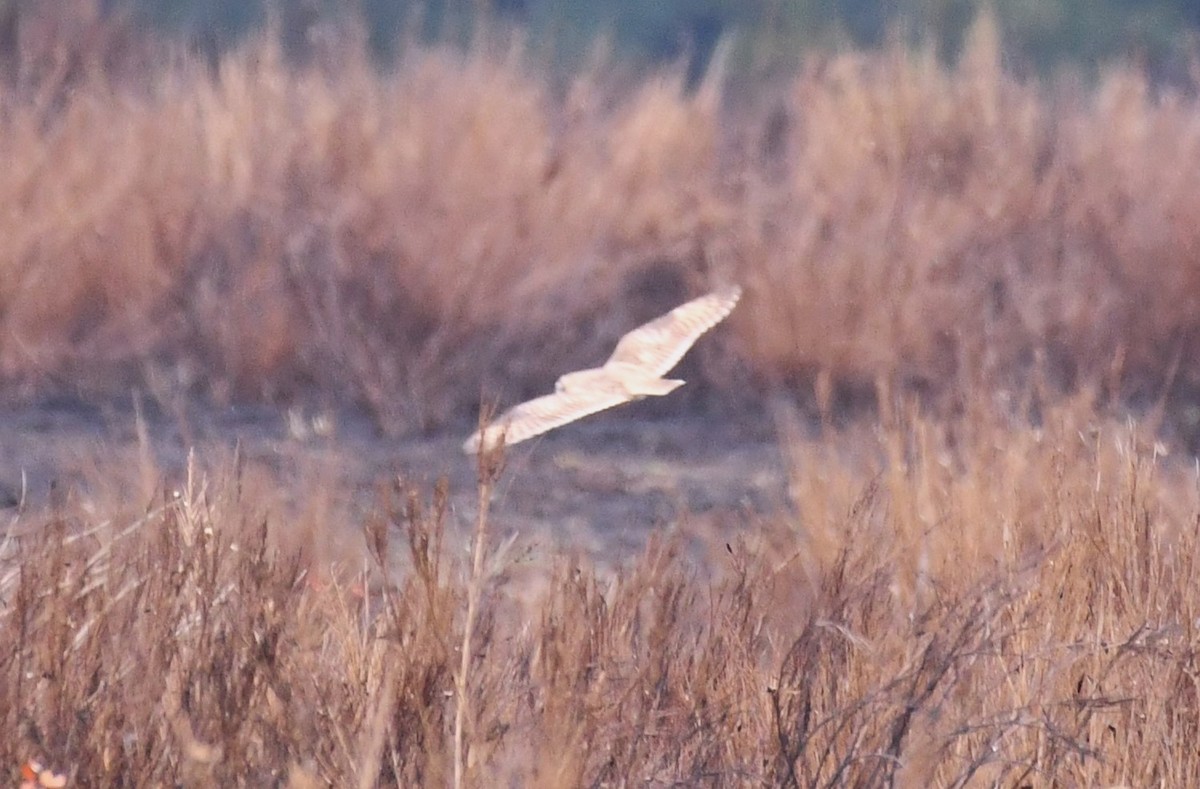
[463,285,742,454]
[463,388,630,453]
[605,287,742,376]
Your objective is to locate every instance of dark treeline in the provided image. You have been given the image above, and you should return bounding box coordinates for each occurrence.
[10,0,1200,81]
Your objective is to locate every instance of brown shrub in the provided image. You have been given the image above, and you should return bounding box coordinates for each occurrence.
[6,12,1200,433]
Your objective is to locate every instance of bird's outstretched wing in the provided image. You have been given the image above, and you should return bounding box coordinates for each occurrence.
[463,285,742,453]
[603,286,742,377]
[463,386,631,453]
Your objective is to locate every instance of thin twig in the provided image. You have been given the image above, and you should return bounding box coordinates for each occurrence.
[454,409,504,789]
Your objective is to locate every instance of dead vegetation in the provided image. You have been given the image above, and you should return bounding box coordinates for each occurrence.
[0,397,1197,785]
[2,8,1200,435]
[4,4,1200,786]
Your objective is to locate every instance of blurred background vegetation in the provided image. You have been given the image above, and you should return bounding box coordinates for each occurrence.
[9,0,1199,82]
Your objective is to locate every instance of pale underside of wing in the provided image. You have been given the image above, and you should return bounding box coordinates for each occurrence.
[463,285,742,453]
[604,286,742,378]
[463,385,631,453]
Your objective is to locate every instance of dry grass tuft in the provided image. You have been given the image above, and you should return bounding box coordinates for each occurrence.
[733,13,1200,420]
[4,12,1200,433]
[1,398,1198,784]
[0,14,727,433]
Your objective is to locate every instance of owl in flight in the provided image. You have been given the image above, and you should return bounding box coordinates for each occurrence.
[464,285,742,453]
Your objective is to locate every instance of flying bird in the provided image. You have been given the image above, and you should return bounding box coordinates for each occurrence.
[464,285,742,453]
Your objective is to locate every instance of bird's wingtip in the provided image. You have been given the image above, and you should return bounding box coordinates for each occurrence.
[464,424,507,454]
[716,283,743,304]
[462,433,482,454]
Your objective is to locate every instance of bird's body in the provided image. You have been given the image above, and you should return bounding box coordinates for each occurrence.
[464,286,741,453]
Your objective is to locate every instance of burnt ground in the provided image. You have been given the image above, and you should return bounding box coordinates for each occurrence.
[0,397,793,576]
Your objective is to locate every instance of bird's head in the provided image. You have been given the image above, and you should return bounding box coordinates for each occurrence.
[555,369,594,395]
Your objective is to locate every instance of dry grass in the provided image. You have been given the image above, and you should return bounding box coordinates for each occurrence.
[1,397,1198,784]
[737,15,1200,411]
[5,5,1200,786]
[0,6,728,433]
[3,10,1200,433]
